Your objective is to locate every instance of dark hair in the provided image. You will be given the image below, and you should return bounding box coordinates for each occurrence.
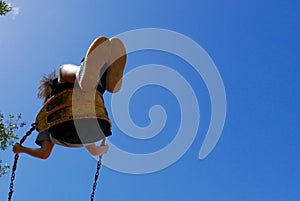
[37,69,58,103]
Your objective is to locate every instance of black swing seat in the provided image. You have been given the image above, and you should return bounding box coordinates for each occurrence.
[35,87,112,146]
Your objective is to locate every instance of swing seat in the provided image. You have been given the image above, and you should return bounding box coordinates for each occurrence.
[35,88,112,146]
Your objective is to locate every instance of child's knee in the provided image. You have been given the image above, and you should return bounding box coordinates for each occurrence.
[58,64,79,83]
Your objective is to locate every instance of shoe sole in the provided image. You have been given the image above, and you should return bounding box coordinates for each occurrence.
[106,38,127,93]
[77,36,110,91]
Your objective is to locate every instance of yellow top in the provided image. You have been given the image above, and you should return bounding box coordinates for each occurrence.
[35,88,111,133]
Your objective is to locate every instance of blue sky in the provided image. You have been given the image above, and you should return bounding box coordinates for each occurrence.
[1,0,299,200]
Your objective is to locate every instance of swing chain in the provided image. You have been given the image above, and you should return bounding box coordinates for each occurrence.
[90,156,102,201]
[90,138,106,201]
[8,123,36,201]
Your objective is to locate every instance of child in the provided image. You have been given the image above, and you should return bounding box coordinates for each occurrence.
[13,36,127,159]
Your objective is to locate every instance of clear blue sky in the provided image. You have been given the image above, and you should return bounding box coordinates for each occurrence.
[1,0,299,200]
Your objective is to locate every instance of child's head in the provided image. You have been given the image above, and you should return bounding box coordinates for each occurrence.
[38,69,58,103]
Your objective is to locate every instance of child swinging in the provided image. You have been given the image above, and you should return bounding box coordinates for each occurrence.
[13,36,127,159]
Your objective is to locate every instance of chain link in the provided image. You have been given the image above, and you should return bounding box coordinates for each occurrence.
[90,156,103,201]
[90,138,106,201]
[8,123,36,201]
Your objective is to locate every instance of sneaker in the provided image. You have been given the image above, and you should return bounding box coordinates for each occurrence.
[77,36,110,91]
[106,38,127,93]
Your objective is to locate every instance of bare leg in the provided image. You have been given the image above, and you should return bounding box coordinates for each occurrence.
[13,141,54,160]
[85,143,109,156]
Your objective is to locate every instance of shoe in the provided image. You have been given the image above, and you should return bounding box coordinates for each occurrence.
[106,38,127,93]
[77,36,110,91]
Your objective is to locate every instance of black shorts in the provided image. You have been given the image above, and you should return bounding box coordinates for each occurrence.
[35,119,111,146]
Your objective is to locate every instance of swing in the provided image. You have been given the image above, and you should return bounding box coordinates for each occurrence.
[35,87,112,145]
[8,87,111,201]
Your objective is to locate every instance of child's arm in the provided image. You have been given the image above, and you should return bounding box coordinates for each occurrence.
[13,141,54,159]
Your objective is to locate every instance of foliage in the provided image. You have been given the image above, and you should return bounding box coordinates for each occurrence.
[0,0,12,16]
[0,160,9,177]
[0,113,25,178]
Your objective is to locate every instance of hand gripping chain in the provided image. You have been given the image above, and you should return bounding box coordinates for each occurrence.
[8,123,36,201]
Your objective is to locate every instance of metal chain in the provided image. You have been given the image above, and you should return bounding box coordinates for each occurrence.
[90,138,106,201]
[8,123,105,201]
[8,123,36,201]
[90,157,102,201]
